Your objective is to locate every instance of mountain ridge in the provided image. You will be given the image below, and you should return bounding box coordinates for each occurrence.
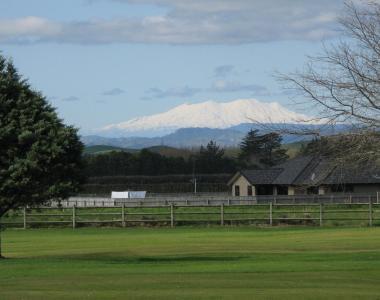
[99,99,313,137]
[82,123,349,149]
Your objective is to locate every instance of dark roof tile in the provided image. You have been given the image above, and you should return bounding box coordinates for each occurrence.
[272,156,314,185]
[236,155,380,187]
[241,169,283,185]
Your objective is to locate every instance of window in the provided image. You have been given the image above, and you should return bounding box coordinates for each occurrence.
[307,186,319,195]
[277,186,288,195]
[234,185,240,196]
[247,185,253,196]
[257,185,274,195]
[331,184,354,193]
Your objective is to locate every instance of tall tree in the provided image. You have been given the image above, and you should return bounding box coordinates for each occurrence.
[260,133,288,167]
[0,55,84,258]
[279,1,380,164]
[195,141,235,173]
[239,129,262,164]
[239,130,288,167]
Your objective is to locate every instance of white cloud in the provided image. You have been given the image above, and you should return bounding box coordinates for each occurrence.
[0,17,61,43]
[0,0,348,45]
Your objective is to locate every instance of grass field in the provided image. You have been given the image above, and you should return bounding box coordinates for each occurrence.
[1,227,380,299]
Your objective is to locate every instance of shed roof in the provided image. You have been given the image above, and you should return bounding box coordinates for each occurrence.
[241,169,283,185]
[323,167,380,185]
[230,156,380,186]
[272,156,314,185]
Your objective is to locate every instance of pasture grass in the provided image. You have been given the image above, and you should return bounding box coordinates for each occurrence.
[1,227,380,299]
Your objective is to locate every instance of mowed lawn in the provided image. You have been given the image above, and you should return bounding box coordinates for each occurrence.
[1,227,380,299]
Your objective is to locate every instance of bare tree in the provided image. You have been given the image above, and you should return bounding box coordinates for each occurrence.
[278,1,380,164]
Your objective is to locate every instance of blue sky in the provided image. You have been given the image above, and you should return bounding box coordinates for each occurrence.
[0,0,352,133]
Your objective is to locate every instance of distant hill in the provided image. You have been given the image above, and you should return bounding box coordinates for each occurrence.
[82,123,349,149]
[83,145,136,155]
[84,144,194,158]
[82,127,245,149]
[84,141,308,160]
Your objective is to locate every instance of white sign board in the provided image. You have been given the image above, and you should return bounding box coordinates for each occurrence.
[111,191,147,199]
[129,191,146,199]
[111,191,129,199]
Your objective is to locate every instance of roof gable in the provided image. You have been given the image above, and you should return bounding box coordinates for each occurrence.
[272,156,314,185]
[241,169,283,185]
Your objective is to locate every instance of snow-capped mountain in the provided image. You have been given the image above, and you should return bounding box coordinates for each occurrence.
[100,99,311,136]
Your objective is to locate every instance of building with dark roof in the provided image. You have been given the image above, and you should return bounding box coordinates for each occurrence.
[228,156,380,196]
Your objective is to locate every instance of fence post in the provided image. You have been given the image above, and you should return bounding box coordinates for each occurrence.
[319,203,323,227]
[72,205,76,229]
[220,204,224,226]
[369,200,373,227]
[377,192,379,204]
[23,207,27,229]
[269,202,273,226]
[170,204,174,228]
[122,204,126,228]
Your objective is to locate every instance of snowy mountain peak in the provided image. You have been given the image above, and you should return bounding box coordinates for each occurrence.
[101,98,312,136]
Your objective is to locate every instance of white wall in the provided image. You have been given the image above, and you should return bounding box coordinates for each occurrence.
[231,175,255,196]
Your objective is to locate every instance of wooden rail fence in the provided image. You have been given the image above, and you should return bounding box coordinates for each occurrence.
[51,193,380,208]
[1,202,380,228]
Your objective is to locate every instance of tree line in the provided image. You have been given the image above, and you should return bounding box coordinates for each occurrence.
[84,130,289,177]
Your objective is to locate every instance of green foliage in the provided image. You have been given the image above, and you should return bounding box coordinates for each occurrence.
[84,150,191,176]
[84,141,237,177]
[195,141,236,174]
[239,130,288,167]
[0,55,84,216]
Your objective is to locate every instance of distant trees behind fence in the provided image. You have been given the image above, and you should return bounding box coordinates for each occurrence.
[81,133,291,195]
[81,174,232,195]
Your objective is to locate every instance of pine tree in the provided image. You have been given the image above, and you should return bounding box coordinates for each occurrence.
[238,129,262,166]
[239,130,288,168]
[0,55,84,257]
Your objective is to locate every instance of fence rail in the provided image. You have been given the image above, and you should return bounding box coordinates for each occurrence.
[2,202,380,228]
[48,193,380,208]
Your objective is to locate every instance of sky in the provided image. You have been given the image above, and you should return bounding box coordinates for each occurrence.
[0,0,357,134]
